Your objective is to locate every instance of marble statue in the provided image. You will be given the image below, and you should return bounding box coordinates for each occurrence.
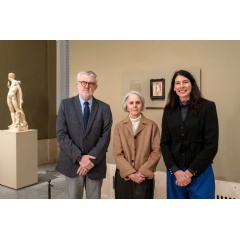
[7,73,28,131]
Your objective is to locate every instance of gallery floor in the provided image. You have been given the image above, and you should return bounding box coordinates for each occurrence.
[0,162,67,199]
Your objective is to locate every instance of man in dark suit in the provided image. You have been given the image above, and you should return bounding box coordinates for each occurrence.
[56,70,112,199]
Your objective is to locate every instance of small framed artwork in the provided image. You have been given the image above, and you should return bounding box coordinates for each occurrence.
[150,78,165,99]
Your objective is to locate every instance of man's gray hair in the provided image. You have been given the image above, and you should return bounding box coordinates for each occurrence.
[77,70,98,83]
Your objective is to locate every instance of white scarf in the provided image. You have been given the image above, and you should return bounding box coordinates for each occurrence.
[129,114,142,136]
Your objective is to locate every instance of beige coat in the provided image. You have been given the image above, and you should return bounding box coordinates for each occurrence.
[113,114,161,179]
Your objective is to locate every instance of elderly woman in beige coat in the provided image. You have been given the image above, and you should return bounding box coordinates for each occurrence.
[113,90,161,199]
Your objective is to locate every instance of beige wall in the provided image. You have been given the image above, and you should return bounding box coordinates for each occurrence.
[69,40,240,183]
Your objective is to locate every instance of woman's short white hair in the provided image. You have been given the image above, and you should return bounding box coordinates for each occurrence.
[122,90,146,112]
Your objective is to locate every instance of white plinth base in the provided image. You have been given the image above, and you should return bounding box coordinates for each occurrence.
[0,129,38,189]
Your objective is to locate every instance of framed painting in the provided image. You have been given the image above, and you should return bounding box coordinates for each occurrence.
[150,78,165,99]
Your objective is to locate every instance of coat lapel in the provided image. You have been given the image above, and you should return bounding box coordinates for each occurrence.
[135,115,147,135]
[123,117,134,136]
[123,114,148,136]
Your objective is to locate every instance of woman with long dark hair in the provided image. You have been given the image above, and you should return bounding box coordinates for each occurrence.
[160,70,219,199]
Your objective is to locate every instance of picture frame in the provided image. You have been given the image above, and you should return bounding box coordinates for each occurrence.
[150,78,165,99]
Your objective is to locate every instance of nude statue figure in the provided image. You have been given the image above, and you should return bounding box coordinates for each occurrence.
[7,73,28,131]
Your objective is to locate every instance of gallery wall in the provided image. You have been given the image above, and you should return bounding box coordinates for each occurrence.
[69,40,240,183]
[0,40,56,140]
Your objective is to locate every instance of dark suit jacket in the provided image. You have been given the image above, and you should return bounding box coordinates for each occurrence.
[55,95,112,180]
[160,100,219,175]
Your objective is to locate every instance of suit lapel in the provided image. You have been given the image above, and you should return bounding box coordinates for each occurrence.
[85,97,98,133]
[72,96,85,131]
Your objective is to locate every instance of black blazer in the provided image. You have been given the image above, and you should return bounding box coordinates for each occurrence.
[160,100,219,175]
[55,95,112,179]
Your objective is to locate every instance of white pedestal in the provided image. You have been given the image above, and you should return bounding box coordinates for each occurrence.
[0,129,38,189]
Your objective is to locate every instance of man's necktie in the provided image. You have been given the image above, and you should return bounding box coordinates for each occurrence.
[83,101,90,130]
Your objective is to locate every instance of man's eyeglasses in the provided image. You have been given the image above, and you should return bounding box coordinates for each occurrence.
[78,81,96,87]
